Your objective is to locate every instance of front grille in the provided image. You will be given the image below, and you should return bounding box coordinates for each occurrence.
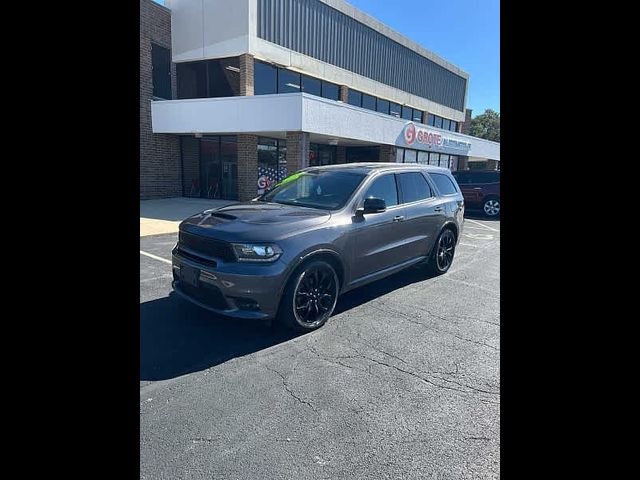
[178,230,235,262]
[179,281,229,310]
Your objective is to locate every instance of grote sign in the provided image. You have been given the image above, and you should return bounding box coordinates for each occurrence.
[402,123,471,153]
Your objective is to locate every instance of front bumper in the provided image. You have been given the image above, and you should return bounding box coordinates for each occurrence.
[171,249,289,320]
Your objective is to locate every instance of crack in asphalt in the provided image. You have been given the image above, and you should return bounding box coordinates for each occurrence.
[308,341,500,406]
[370,302,500,353]
[263,364,318,414]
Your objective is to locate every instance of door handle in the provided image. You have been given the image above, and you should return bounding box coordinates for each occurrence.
[434,206,443,212]
[393,215,405,222]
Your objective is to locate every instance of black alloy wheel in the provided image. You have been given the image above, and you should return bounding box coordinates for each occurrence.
[280,260,339,331]
[429,229,456,275]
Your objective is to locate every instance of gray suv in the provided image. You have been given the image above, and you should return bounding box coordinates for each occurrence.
[172,163,464,331]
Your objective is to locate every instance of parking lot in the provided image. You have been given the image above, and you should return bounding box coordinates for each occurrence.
[140,214,500,479]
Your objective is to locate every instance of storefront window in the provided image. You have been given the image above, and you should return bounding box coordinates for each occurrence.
[449,155,458,171]
[254,61,277,95]
[450,121,458,132]
[310,144,337,166]
[427,114,436,126]
[177,61,207,99]
[417,151,428,164]
[428,152,440,166]
[348,89,362,107]
[346,146,380,162]
[301,74,322,97]
[440,154,450,168]
[362,94,377,111]
[412,109,423,123]
[396,148,405,163]
[257,137,287,195]
[435,116,443,129]
[321,81,340,100]
[376,99,390,115]
[404,149,418,163]
[401,106,413,120]
[442,119,451,131]
[278,69,301,93]
[389,102,401,118]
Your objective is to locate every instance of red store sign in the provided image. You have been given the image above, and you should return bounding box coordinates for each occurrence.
[403,123,443,147]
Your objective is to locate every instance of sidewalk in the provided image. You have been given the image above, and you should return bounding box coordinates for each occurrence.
[140,197,236,236]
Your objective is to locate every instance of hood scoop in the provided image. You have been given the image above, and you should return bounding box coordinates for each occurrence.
[209,212,237,220]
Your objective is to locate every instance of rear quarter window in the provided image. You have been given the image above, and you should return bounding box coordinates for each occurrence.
[430,173,459,195]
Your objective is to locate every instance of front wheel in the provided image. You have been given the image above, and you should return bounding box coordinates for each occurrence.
[427,229,456,275]
[278,260,340,332]
[483,197,500,217]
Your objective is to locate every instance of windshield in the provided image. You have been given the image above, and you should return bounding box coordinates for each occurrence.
[260,170,367,210]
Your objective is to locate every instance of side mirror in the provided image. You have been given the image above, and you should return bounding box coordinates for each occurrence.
[358,197,387,215]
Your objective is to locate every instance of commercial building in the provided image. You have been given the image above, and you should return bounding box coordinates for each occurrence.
[140,0,500,200]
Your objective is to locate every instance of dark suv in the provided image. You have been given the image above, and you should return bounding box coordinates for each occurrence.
[452,170,500,217]
[172,163,464,331]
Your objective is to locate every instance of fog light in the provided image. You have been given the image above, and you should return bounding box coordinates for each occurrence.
[231,297,260,311]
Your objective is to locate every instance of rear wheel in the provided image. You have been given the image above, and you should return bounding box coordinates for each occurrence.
[483,197,500,217]
[427,228,456,275]
[278,260,339,332]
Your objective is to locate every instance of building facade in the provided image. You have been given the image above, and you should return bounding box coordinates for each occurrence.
[140,0,500,200]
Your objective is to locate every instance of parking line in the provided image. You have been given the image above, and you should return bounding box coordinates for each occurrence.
[140,250,172,265]
[465,218,500,233]
[459,242,480,248]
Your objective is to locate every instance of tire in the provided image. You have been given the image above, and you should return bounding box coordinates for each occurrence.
[482,197,500,217]
[278,260,340,332]
[427,228,456,275]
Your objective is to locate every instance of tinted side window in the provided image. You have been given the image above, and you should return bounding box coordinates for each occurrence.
[453,172,470,184]
[398,172,433,204]
[430,173,459,195]
[363,174,398,207]
[487,172,500,183]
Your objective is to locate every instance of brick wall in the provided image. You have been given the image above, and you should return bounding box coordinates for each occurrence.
[379,144,396,163]
[460,108,473,135]
[286,132,311,173]
[237,135,258,201]
[239,54,254,96]
[140,0,181,199]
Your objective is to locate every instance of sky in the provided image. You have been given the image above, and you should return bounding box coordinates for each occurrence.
[153,0,499,116]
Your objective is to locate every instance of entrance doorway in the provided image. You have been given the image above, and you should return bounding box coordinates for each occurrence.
[199,136,238,200]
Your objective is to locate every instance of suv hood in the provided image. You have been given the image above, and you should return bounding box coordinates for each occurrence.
[180,201,332,241]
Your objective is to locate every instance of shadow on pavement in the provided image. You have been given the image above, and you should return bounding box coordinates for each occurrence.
[463,210,500,222]
[141,264,437,382]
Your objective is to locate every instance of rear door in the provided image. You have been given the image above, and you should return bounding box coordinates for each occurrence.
[394,171,446,261]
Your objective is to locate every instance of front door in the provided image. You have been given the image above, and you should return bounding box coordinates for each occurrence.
[349,173,412,282]
[200,136,238,200]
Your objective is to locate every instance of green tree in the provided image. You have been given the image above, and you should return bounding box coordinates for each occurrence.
[469,109,500,142]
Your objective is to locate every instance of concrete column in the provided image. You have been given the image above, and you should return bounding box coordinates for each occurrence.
[286,131,311,173]
[239,53,254,96]
[339,85,349,103]
[379,144,396,163]
[422,111,429,125]
[237,134,258,201]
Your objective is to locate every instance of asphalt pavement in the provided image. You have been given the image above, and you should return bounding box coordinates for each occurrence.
[140,215,500,479]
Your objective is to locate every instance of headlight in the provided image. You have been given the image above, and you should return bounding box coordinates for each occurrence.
[232,243,283,262]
